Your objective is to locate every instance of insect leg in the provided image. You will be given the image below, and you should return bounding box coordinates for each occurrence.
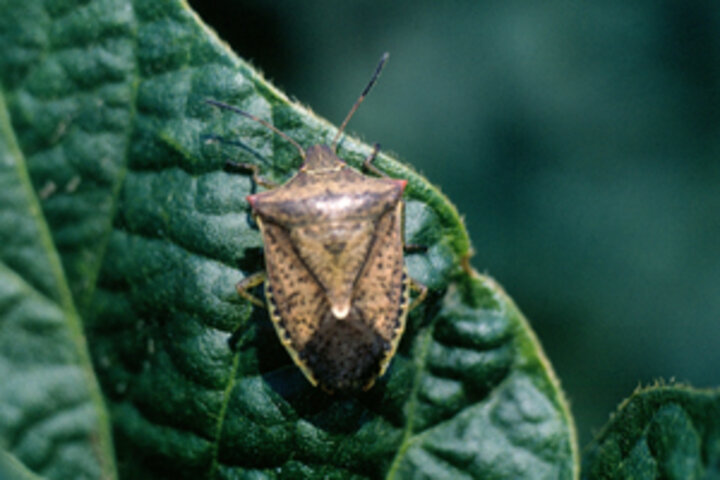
[224,161,279,189]
[362,143,388,177]
[235,271,267,308]
[404,243,428,253]
[408,278,428,312]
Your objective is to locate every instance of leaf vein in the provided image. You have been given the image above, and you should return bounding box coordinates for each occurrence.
[208,349,240,477]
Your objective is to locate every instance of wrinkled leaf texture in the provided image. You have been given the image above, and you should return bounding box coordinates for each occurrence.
[0,76,115,477]
[0,0,577,478]
[583,385,720,480]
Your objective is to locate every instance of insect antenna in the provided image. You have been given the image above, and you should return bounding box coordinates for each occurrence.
[331,52,390,151]
[205,99,306,159]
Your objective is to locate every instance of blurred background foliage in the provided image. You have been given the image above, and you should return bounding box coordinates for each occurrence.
[187,0,720,446]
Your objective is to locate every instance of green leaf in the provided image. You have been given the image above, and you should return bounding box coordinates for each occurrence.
[0,91,115,477]
[582,385,720,480]
[0,449,46,480]
[1,0,577,478]
[0,0,138,312]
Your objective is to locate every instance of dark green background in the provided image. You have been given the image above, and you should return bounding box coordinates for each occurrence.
[187,0,720,446]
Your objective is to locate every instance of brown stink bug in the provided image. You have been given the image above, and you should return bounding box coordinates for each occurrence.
[207,53,426,393]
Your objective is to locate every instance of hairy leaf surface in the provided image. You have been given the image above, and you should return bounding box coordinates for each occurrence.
[583,385,720,480]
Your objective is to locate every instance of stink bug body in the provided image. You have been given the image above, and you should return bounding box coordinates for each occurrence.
[208,53,425,392]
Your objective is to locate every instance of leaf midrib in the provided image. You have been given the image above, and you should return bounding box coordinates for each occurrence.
[0,87,118,479]
[385,318,437,479]
[207,351,240,477]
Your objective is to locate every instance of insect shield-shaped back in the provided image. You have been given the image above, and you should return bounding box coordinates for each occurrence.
[208,53,417,392]
[248,145,410,392]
